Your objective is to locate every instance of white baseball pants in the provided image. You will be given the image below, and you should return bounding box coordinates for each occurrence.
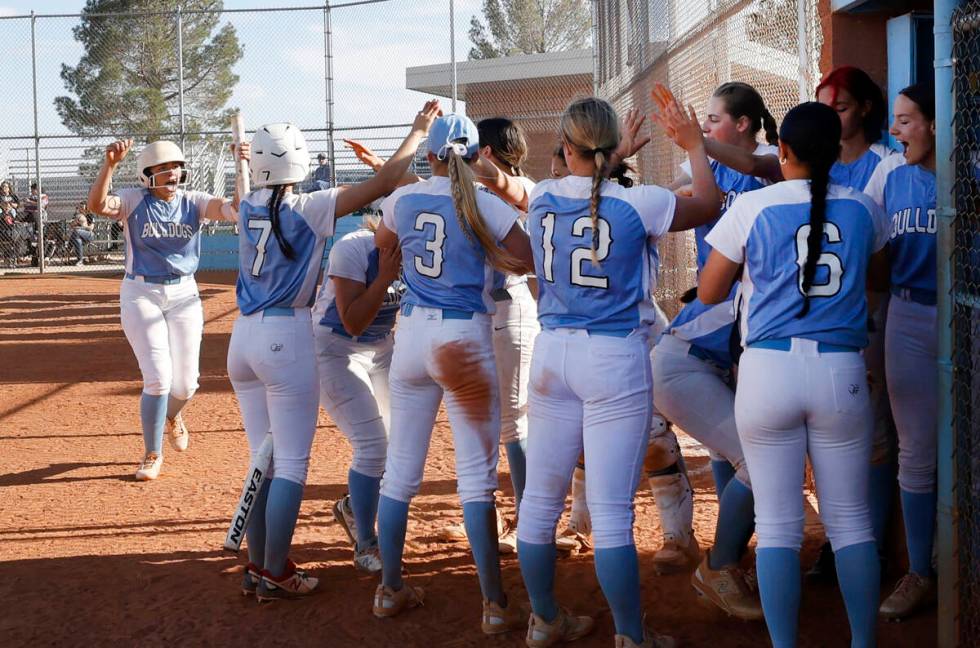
[491,282,540,445]
[228,309,319,486]
[120,276,202,399]
[379,306,501,505]
[518,328,652,550]
[735,340,875,551]
[315,328,392,478]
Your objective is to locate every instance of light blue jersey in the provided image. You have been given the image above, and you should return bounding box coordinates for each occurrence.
[315,229,402,341]
[682,143,778,271]
[380,176,519,314]
[865,154,937,297]
[116,188,212,276]
[706,180,890,348]
[527,176,675,332]
[830,143,897,192]
[236,188,337,316]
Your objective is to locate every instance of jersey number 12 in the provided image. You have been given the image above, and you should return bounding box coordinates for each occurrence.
[540,213,611,288]
[795,222,843,297]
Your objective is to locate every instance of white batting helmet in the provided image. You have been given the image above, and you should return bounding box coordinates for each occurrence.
[250,123,310,187]
[137,140,187,188]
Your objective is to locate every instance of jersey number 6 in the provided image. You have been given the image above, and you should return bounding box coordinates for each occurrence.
[414,212,446,278]
[541,212,611,289]
[795,222,843,297]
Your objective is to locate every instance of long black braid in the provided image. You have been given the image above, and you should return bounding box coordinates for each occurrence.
[778,102,842,317]
[267,184,295,260]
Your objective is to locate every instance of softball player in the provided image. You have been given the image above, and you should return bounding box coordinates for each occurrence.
[314,222,403,574]
[517,95,721,648]
[700,102,890,648]
[87,139,232,480]
[864,83,938,619]
[371,113,533,635]
[810,65,899,582]
[650,81,779,618]
[228,104,439,601]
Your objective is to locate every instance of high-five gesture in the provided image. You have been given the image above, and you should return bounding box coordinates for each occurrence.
[651,84,705,153]
[614,107,652,162]
[343,139,385,171]
[412,99,442,135]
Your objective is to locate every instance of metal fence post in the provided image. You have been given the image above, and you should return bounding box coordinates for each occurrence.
[450,0,458,112]
[177,7,186,151]
[324,3,336,187]
[31,11,44,274]
[591,0,599,96]
[796,0,809,102]
[935,0,959,643]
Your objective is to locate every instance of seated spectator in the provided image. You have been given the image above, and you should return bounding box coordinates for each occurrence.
[310,152,331,190]
[70,208,95,267]
[22,182,48,224]
[0,181,19,223]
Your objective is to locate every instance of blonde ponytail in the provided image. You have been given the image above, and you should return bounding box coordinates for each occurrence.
[446,150,524,274]
[590,150,606,265]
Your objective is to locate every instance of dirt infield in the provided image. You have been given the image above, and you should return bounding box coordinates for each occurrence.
[0,274,934,647]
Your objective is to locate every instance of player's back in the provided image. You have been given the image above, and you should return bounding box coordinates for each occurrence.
[527,176,675,333]
[236,188,337,315]
[380,176,517,314]
[707,180,890,348]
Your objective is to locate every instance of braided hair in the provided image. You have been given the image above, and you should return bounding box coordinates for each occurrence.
[779,102,842,317]
[266,185,295,260]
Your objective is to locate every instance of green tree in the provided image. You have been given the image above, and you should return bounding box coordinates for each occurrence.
[56,0,243,139]
[468,0,591,60]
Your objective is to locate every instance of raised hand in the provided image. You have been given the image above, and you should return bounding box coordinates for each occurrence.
[343,139,385,170]
[651,84,704,153]
[105,139,134,166]
[614,107,651,161]
[412,99,442,134]
[229,141,251,162]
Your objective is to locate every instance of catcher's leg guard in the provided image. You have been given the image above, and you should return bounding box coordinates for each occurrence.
[645,415,699,574]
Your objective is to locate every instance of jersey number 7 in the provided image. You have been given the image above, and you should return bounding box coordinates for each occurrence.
[540,212,611,289]
[248,219,273,276]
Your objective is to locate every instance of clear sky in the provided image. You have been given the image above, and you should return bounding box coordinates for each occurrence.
[0,1,481,175]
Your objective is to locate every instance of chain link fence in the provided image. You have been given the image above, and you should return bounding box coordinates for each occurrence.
[592,0,822,314]
[0,2,455,275]
[952,3,980,642]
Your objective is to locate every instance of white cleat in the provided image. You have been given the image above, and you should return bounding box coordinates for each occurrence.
[167,413,189,452]
[135,452,163,481]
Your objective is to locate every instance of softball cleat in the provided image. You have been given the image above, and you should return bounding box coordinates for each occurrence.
[880,572,935,619]
[241,562,262,596]
[353,541,383,574]
[332,494,359,547]
[691,555,764,621]
[525,606,595,647]
[615,623,676,648]
[482,597,527,635]
[372,583,424,618]
[134,452,163,481]
[652,532,701,575]
[256,561,319,602]
[167,413,189,452]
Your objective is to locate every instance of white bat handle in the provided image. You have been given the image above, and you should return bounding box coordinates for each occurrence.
[230,112,250,196]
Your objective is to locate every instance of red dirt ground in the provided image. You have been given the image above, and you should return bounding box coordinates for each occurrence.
[0,273,936,647]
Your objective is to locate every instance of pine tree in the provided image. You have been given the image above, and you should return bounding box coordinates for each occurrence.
[468,0,591,60]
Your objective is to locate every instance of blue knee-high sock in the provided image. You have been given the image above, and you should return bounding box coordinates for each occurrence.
[756,548,801,648]
[518,539,559,621]
[710,459,736,499]
[463,501,505,604]
[245,478,271,568]
[868,462,895,555]
[594,545,645,644]
[504,440,528,511]
[140,392,168,454]
[709,478,755,569]
[378,495,409,590]
[348,469,381,547]
[166,395,189,421]
[834,542,880,648]
[263,478,304,577]
[900,489,937,577]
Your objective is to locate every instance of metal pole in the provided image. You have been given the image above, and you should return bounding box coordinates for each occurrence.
[324,3,336,187]
[450,0,458,112]
[590,0,599,96]
[30,11,44,274]
[934,0,958,644]
[796,0,808,102]
[176,7,186,151]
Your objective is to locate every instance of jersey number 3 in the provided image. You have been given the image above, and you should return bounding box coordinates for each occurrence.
[795,222,843,297]
[248,219,273,277]
[414,212,446,278]
[541,213,611,288]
